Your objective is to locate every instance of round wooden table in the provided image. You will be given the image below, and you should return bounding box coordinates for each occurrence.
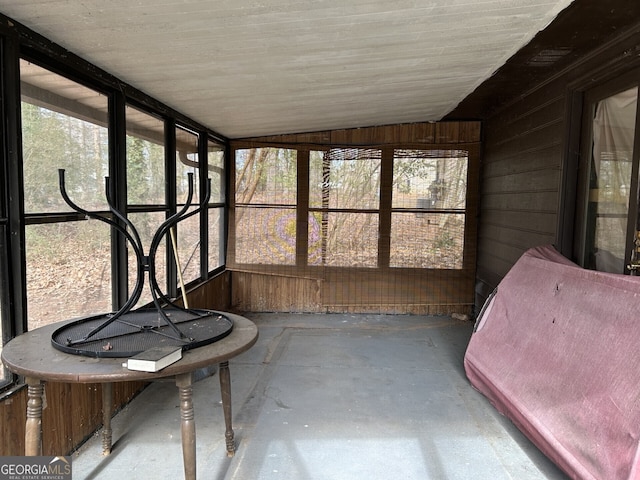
[1,312,258,480]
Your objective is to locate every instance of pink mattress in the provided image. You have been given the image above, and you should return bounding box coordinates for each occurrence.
[465,245,640,480]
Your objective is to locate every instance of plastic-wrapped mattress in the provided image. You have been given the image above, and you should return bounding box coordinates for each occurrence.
[465,245,640,480]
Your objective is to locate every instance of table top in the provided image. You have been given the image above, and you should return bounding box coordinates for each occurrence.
[1,312,258,383]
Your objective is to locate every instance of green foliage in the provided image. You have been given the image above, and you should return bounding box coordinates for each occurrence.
[127,135,166,205]
[126,136,149,203]
[392,155,437,195]
[21,102,109,212]
[433,230,456,251]
[26,220,109,262]
[236,148,297,205]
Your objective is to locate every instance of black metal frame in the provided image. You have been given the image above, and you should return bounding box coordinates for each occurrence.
[0,14,229,389]
[51,170,234,357]
[0,34,27,390]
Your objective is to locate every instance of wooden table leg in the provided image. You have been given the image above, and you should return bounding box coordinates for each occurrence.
[176,372,196,480]
[25,377,44,456]
[219,361,235,457]
[101,382,113,455]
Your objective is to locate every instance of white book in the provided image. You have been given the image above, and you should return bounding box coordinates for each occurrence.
[127,345,182,372]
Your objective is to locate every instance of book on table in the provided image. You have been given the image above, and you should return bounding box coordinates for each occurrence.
[127,345,183,372]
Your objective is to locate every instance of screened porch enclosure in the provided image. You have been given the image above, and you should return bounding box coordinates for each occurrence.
[228,122,480,315]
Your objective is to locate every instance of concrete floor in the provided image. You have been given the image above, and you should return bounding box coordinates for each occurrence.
[72,313,568,480]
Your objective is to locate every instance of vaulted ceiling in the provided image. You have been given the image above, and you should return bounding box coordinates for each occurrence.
[0,0,576,138]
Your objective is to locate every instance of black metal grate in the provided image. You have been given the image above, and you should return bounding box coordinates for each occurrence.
[51,309,233,358]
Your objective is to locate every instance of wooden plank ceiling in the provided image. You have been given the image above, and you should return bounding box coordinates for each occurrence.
[0,0,573,138]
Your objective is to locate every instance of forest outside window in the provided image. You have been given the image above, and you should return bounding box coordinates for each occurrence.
[308,148,381,267]
[125,105,170,306]
[391,149,468,269]
[175,126,202,284]
[21,60,113,329]
[235,147,297,265]
[207,138,225,271]
[233,146,470,270]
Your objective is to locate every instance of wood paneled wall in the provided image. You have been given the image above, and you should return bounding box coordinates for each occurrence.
[0,271,232,457]
[181,270,232,310]
[232,267,474,315]
[231,270,322,312]
[0,381,144,457]
[236,121,481,147]
[231,121,480,315]
[477,87,565,295]
[475,25,640,308]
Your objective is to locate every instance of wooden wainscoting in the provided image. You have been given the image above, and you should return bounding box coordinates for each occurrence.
[182,270,232,310]
[231,270,322,312]
[230,267,474,315]
[0,381,144,456]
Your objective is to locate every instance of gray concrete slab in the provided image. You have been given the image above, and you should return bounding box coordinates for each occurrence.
[71,313,568,479]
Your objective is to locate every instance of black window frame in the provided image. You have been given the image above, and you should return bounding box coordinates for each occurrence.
[0,24,228,393]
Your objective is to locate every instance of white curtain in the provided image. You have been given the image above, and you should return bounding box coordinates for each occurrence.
[591,87,638,272]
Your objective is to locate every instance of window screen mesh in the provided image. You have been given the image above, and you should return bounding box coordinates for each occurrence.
[310,148,381,210]
[230,140,477,315]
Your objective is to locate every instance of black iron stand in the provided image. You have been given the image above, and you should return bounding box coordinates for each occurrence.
[51,169,232,357]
